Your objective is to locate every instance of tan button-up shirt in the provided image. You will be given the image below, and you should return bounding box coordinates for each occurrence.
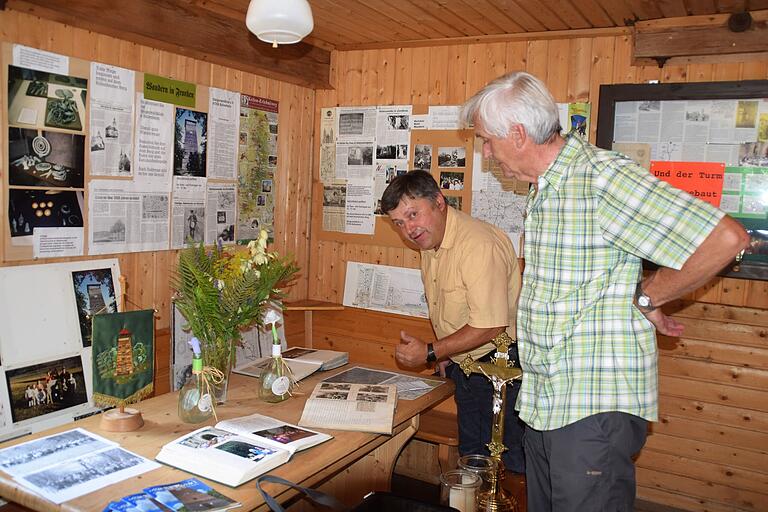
[421,207,521,363]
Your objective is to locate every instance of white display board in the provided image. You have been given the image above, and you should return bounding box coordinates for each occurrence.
[0,259,121,441]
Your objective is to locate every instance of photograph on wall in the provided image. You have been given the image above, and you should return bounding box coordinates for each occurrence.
[8,189,84,239]
[173,108,207,177]
[71,268,117,347]
[414,144,432,170]
[444,195,463,210]
[437,146,466,168]
[439,171,465,190]
[9,128,85,188]
[4,355,88,424]
[7,65,88,133]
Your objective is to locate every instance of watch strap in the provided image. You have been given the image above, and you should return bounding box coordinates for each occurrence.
[634,281,656,312]
[426,342,437,363]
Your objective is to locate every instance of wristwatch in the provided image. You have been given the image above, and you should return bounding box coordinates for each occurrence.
[426,343,437,363]
[635,282,656,312]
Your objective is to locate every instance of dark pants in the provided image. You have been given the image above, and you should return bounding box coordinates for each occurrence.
[445,349,526,473]
[524,412,648,512]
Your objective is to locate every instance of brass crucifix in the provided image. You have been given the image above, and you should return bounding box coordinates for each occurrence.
[459,332,522,512]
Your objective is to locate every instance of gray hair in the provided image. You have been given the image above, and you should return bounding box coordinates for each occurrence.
[461,72,561,144]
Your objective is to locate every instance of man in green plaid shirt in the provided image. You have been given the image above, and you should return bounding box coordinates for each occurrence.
[462,72,750,512]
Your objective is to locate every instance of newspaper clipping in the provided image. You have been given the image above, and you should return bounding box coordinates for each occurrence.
[89,63,135,177]
[88,180,170,255]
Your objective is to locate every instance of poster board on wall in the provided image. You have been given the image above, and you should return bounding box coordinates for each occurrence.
[0,258,121,441]
[2,43,278,263]
[315,126,475,249]
[596,80,768,281]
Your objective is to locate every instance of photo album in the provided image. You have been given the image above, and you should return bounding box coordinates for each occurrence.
[298,382,397,435]
[155,413,332,487]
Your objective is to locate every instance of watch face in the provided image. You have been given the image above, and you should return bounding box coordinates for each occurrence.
[638,295,651,307]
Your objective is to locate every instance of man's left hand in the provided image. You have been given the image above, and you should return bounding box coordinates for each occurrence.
[396,331,429,367]
[644,309,684,337]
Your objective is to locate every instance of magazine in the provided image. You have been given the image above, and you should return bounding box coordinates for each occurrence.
[144,478,240,511]
[155,413,331,487]
[298,382,397,435]
[233,347,348,382]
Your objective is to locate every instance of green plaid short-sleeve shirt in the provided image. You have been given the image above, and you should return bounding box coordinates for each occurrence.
[517,134,724,431]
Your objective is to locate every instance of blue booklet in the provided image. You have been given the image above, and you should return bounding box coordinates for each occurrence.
[120,493,170,512]
[143,478,239,511]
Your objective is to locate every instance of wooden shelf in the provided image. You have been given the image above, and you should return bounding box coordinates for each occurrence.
[284,300,344,311]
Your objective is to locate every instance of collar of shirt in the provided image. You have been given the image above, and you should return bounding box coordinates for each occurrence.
[426,206,458,255]
[538,133,583,192]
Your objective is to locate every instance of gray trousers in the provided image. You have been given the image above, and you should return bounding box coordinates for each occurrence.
[524,412,648,512]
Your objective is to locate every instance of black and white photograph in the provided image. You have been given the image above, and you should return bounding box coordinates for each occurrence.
[5,355,88,423]
[356,392,387,403]
[440,171,465,190]
[92,219,127,243]
[359,385,389,394]
[21,447,146,495]
[444,195,463,210]
[71,268,118,347]
[174,108,207,177]
[8,189,84,238]
[257,195,266,206]
[319,382,352,391]
[261,179,272,193]
[117,147,131,174]
[9,128,85,188]
[338,112,364,136]
[414,144,432,170]
[323,185,346,208]
[347,145,373,166]
[90,130,105,151]
[8,65,87,133]
[387,114,409,130]
[316,391,350,400]
[0,429,110,477]
[685,107,710,122]
[437,146,466,168]
[217,211,227,223]
[638,100,660,112]
[185,208,204,243]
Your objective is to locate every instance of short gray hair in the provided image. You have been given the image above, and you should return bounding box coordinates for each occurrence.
[461,72,561,144]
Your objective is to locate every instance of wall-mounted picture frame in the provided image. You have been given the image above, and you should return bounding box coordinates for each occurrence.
[596,80,768,281]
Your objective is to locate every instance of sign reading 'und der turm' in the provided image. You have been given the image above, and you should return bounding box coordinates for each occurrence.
[144,73,196,108]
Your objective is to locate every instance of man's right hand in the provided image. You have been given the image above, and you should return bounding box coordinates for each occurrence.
[396,331,430,367]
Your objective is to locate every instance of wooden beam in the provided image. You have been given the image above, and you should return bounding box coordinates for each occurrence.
[634,9,768,62]
[5,0,331,89]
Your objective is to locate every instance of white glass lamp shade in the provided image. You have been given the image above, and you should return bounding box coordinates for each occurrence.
[246,0,314,46]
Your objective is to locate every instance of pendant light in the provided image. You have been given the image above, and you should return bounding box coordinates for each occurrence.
[245,0,314,48]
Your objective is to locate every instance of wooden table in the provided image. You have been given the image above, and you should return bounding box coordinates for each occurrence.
[0,366,454,511]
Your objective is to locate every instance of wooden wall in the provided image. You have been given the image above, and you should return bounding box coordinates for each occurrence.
[0,10,316,395]
[309,37,768,511]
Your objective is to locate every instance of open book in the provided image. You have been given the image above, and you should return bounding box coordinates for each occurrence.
[233,347,348,382]
[298,382,397,435]
[155,413,332,487]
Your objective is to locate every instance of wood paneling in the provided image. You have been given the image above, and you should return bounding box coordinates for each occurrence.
[310,36,768,512]
[0,10,314,397]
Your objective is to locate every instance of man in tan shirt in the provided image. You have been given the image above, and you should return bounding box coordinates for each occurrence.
[381,170,525,473]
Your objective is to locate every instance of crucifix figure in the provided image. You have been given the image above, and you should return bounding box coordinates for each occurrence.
[459,332,522,512]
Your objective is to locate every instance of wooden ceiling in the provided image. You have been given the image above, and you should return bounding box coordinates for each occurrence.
[4,0,768,88]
